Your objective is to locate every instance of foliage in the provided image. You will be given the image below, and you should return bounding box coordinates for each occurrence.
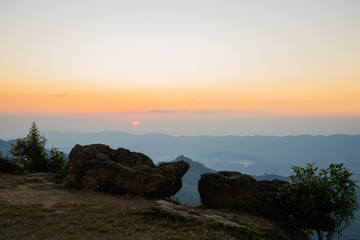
[9,122,67,174]
[47,147,67,174]
[278,163,359,240]
[0,150,2,157]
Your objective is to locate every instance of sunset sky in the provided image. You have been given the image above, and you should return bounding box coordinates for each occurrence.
[1,0,360,137]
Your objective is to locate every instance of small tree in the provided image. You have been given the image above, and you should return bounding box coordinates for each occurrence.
[48,147,67,174]
[10,122,67,174]
[278,163,359,240]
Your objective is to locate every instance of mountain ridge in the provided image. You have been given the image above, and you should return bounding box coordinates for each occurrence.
[1,131,360,176]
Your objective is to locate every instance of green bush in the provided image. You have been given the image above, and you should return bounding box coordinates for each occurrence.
[278,163,359,240]
[9,122,67,174]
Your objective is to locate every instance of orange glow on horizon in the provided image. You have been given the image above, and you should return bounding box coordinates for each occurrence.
[1,76,360,118]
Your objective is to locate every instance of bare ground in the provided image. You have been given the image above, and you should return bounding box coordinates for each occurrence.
[0,176,155,210]
[0,174,306,240]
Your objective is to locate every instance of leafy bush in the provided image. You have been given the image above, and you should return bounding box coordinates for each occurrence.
[9,122,67,174]
[47,147,67,174]
[278,163,359,240]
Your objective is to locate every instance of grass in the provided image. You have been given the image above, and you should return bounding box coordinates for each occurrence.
[0,173,43,184]
[0,174,300,240]
[0,174,43,190]
[0,201,268,240]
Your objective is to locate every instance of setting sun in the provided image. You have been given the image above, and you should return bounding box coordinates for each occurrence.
[132,122,139,127]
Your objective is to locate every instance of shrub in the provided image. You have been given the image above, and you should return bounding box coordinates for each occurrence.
[9,122,67,174]
[278,163,359,240]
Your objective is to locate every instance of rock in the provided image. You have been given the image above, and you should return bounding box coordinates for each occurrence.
[65,144,190,198]
[27,172,64,184]
[0,157,24,175]
[198,171,287,217]
[152,200,243,229]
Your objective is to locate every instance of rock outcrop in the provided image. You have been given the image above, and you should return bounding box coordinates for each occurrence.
[198,171,287,217]
[65,144,190,198]
[0,157,24,175]
[152,200,243,229]
[152,200,299,240]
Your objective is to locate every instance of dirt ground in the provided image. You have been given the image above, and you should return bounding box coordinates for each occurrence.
[0,175,156,209]
[0,174,303,240]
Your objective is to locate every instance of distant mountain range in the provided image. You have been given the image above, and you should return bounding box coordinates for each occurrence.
[1,131,360,176]
[0,139,15,157]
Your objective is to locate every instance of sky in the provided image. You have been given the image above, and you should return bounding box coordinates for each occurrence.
[1,0,360,138]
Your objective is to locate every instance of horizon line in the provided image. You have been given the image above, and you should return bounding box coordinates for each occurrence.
[1,130,358,141]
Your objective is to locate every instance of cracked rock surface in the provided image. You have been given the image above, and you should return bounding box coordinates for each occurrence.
[66,144,190,198]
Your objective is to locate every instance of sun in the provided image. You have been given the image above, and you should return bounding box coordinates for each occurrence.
[132,121,139,127]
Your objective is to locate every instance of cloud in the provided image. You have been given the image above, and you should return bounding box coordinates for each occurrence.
[196,110,230,114]
[147,110,230,114]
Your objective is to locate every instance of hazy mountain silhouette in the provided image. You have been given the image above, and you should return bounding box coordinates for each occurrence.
[2,132,360,176]
[170,155,216,206]
[35,131,360,176]
[0,139,16,157]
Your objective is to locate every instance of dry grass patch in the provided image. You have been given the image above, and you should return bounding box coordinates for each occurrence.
[0,201,265,240]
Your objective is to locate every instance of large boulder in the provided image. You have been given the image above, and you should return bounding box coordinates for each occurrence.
[65,144,190,198]
[0,157,25,175]
[198,171,287,217]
